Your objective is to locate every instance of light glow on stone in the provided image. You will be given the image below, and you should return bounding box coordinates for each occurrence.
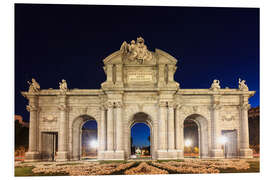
[218,136,228,145]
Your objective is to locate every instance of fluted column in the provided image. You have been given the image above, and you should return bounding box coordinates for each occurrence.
[106,102,114,151]
[158,101,167,150]
[239,102,253,158]
[210,99,223,158]
[167,102,175,150]
[99,104,107,151]
[116,101,123,151]
[175,104,184,158]
[57,95,68,161]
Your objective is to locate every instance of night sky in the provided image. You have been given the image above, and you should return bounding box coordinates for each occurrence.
[15,4,259,147]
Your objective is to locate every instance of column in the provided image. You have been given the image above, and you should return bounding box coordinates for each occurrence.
[239,102,253,158]
[57,95,68,161]
[210,100,223,158]
[99,104,107,151]
[106,102,114,151]
[116,101,123,151]
[158,101,167,150]
[25,95,40,160]
[175,104,184,158]
[167,102,175,150]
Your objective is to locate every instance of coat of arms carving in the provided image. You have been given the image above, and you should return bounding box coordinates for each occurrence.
[120,37,153,64]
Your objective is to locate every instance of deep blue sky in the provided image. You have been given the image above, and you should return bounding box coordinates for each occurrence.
[131,123,150,147]
[15,4,259,146]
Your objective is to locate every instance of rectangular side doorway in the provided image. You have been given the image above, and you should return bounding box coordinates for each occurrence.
[222,130,238,158]
[41,132,58,161]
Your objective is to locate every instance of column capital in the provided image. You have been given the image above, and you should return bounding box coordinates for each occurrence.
[240,103,251,111]
[175,104,183,110]
[209,104,222,111]
[57,104,69,112]
[99,103,107,111]
[167,101,175,108]
[158,101,167,107]
[115,101,123,108]
[105,101,114,109]
[26,105,40,112]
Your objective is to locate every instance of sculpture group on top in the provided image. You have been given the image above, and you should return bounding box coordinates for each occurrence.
[120,37,153,64]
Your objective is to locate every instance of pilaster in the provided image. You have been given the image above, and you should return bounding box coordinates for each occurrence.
[210,95,223,158]
[115,64,123,87]
[175,104,184,159]
[167,101,175,150]
[106,101,114,151]
[158,64,166,87]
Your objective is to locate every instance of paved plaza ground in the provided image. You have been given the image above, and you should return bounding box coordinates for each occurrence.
[15,158,260,176]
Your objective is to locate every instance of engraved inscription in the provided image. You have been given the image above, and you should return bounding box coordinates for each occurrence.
[127,71,152,82]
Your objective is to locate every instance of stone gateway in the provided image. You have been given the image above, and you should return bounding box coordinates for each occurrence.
[22,37,255,161]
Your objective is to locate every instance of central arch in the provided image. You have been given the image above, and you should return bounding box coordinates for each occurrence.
[128,112,153,159]
[183,114,209,158]
[71,115,98,160]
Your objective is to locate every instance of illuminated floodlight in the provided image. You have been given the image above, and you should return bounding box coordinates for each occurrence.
[218,136,228,145]
[185,139,192,147]
[90,140,98,148]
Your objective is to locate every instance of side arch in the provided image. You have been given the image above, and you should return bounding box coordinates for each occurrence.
[71,114,98,160]
[181,114,209,158]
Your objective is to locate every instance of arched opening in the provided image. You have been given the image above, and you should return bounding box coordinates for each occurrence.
[184,120,199,158]
[81,120,98,160]
[183,114,209,158]
[129,112,152,159]
[72,115,98,160]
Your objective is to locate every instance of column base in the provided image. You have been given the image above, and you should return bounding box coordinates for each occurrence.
[239,148,253,158]
[156,150,178,160]
[25,152,40,162]
[176,149,184,159]
[98,150,125,160]
[56,151,68,161]
[211,149,224,158]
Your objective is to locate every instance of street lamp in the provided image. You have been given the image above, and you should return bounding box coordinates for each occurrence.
[185,139,192,147]
[90,140,98,149]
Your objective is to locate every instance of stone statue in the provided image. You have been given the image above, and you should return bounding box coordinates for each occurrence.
[59,79,68,93]
[120,37,153,64]
[27,78,40,93]
[238,78,249,91]
[210,79,221,90]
